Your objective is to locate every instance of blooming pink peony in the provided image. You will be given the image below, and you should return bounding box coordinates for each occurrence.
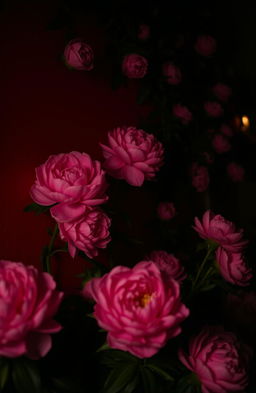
[83,261,189,358]
[212,134,231,154]
[157,201,176,220]
[173,104,192,124]
[204,101,223,117]
[122,54,148,79]
[215,247,252,286]
[191,163,209,192]
[193,210,248,252]
[58,208,111,259]
[195,35,216,57]
[162,62,182,85]
[220,124,233,137]
[30,152,108,222]
[147,250,186,283]
[138,24,150,40]
[227,162,245,182]
[100,126,164,186]
[64,39,94,71]
[213,83,232,102]
[0,260,63,359]
[179,327,250,393]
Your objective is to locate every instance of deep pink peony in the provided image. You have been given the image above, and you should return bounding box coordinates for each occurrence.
[212,134,231,154]
[195,35,216,57]
[157,201,176,220]
[204,101,223,117]
[147,250,186,283]
[179,327,250,393]
[193,210,248,252]
[83,261,189,358]
[213,83,232,102]
[0,260,63,359]
[227,162,245,182]
[173,104,192,124]
[58,208,111,259]
[162,62,182,85]
[191,163,209,192]
[122,54,148,79]
[215,247,252,286]
[138,24,150,40]
[64,39,94,71]
[30,152,108,222]
[100,126,164,186]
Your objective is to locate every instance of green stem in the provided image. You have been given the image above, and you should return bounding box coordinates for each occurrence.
[44,224,59,274]
[192,243,215,292]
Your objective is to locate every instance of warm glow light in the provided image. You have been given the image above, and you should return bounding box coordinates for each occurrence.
[241,115,250,131]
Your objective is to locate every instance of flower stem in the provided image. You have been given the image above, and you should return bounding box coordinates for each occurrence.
[192,243,216,292]
[44,224,59,274]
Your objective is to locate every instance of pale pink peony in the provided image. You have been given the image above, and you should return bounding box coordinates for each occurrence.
[179,327,250,393]
[83,261,189,358]
[191,163,209,192]
[58,208,111,259]
[173,104,192,124]
[147,250,186,283]
[30,152,108,223]
[64,39,94,71]
[227,162,245,182]
[0,260,63,359]
[138,24,150,40]
[220,124,233,137]
[162,62,182,85]
[215,247,252,286]
[122,54,148,79]
[212,134,231,154]
[157,201,176,220]
[193,210,248,252]
[204,101,223,117]
[213,83,232,102]
[100,126,164,186]
[195,35,216,57]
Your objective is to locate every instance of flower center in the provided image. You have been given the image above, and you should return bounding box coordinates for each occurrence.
[138,293,152,308]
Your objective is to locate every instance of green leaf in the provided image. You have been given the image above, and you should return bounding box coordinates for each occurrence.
[0,357,9,390]
[146,363,174,381]
[23,203,53,215]
[104,364,138,393]
[96,342,110,352]
[140,367,158,393]
[12,357,41,393]
[101,349,138,367]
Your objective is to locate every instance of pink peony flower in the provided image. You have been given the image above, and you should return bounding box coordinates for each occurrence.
[216,247,252,286]
[83,261,189,358]
[0,260,63,359]
[157,201,176,220]
[173,104,192,124]
[162,62,182,85]
[191,163,209,192]
[204,101,223,117]
[30,152,108,223]
[122,54,148,79]
[179,327,250,393]
[212,134,231,154]
[58,208,111,259]
[138,24,150,40]
[213,83,232,102]
[64,39,94,71]
[220,124,233,137]
[100,126,164,186]
[193,210,248,252]
[195,35,217,57]
[227,162,245,182]
[147,250,186,283]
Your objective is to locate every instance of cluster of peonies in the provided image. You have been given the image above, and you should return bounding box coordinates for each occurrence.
[83,260,189,358]
[100,126,164,186]
[30,151,111,259]
[191,163,209,193]
[194,210,252,286]
[179,326,250,393]
[0,260,63,359]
